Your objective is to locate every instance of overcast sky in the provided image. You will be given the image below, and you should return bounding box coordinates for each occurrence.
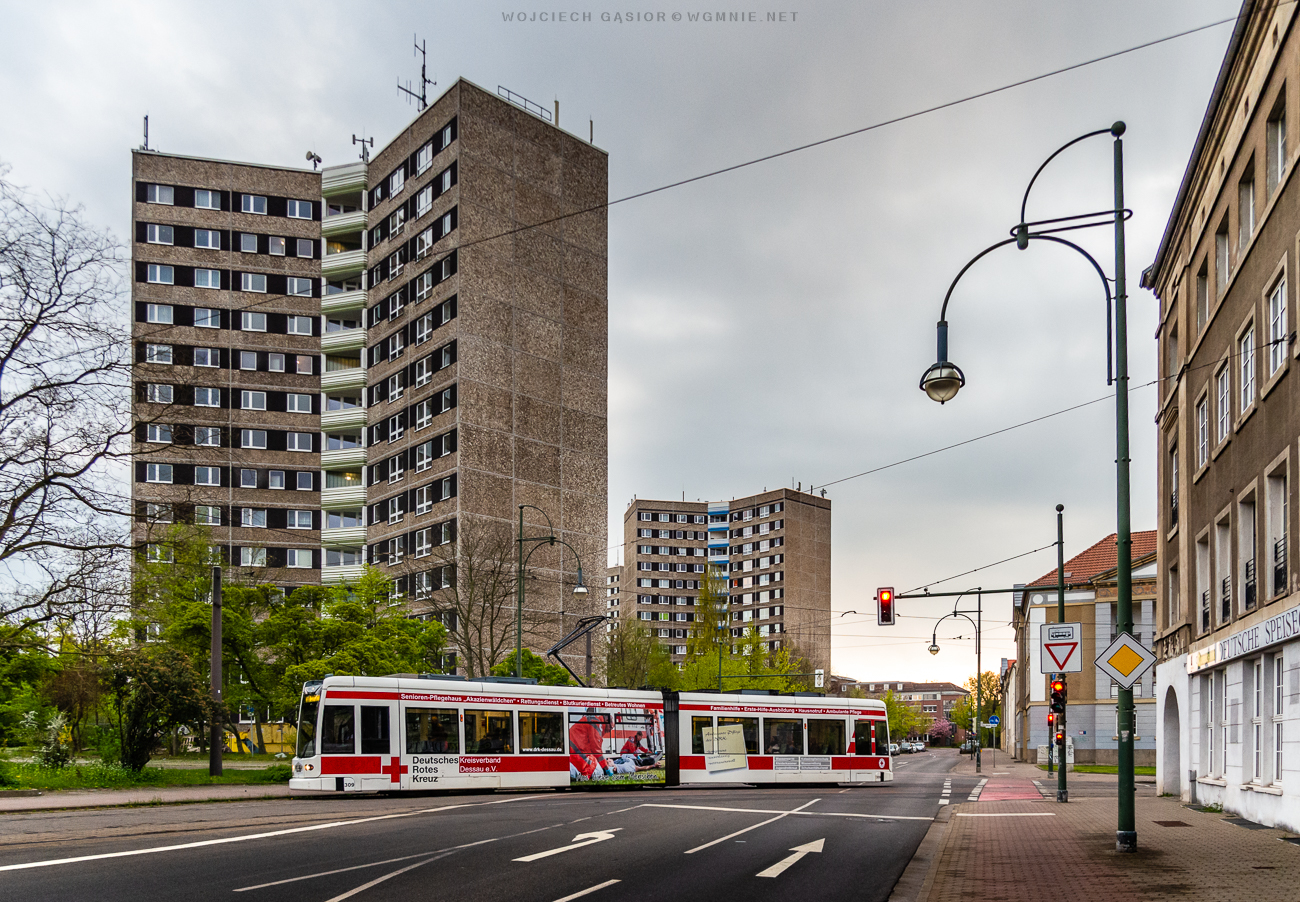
[0,1,1238,687]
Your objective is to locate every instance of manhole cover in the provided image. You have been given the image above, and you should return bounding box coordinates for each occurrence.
[1154,821,1190,827]
[1281,837,1300,845]
[1223,817,1273,830]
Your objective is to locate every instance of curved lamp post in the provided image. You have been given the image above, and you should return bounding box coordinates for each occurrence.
[517,504,588,680]
[927,588,983,773]
[920,122,1137,852]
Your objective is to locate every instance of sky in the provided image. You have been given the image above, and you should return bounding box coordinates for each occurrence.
[0,0,1240,687]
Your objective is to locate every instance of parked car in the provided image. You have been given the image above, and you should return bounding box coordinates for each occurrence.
[910,741,925,752]
[898,741,914,754]
[888,743,900,756]
[960,739,979,753]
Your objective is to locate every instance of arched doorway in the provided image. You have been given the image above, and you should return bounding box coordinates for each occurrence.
[1162,686,1181,797]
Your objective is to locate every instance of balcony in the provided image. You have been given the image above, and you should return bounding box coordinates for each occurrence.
[321,406,367,431]
[322,327,366,353]
[321,161,367,196]
[322,288,367,315]
[322,249,366,279]
[321,446,367,469]
[322,483,367,508]
[321,366,366,393]
[321,525,367,547]
[322,209,366,238]
[321,564,365,586]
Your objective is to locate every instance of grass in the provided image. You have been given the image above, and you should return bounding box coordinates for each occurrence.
[1035,763,1156,776]
[0,760,291,791]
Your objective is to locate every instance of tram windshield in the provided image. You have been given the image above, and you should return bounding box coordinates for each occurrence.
[296,681,322,757]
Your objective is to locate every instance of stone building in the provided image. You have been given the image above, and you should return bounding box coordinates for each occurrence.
[1144,0,1300,828]
[131,78,608,674]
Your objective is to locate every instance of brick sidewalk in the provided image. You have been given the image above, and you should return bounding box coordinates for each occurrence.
[919,756,1300,901]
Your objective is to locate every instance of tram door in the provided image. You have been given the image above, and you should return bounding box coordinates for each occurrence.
[402,704,461,790]
[851,718,889,782]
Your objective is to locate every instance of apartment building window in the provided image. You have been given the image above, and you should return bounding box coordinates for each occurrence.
[1267,465,1289,597]
[286,393,311,414]
[285,510,312,530]
[147,264,174,285]
[194,189,219,210]
[287,199,312,219]
[390,169,405,196]
[195,427,220,447]
[297,239,314,258]
[1241,327,1256,408]
[389,208,405,236]
[145,424,171,443]
[193,308,220,329]
[240,233,257,253]
[146,344,172,364]
[241,195,267,215]
[1217,517,1232,624]
[195,268,220,289]
[286,433,312,452]
[195,466,220,486]
[145,544,173,564]
[1196,397,1208,468]
[1239,164,1256,251]
[286,549,312,569]
[1241,495,1258,611]
[241,391,266,410]
[146,304,172,324]
[240,313,266,334]
[193,228,220,249]
[1274,652,1285,783]
[416,185,433,219]
[240,547,267,567]
[240,351,258,371]
[1215,366,1230,443]
[240,273,267,294]
[240,469,257,488]
[1269,278,1288,376]
[288,279,313,299]
[1268,94,1287,196]
[145,184,173,205]
[195,505,220,526]
[145,383,172,404]
[146,224,173,245]
[1198,535,1210,633]
[297,472,313,491]
[241,429,267,450]
[1253,658,1264,782]
[1168,565,1180,625]
[241,508,267,528]
[145,463,172,484]
[296,355,313,375]
[325,548,362,568]
[1216,219,1229,295]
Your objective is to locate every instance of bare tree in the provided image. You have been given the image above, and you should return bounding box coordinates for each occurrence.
[0,166,132,649]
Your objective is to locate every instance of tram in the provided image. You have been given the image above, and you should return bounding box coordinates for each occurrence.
[289,673,893,792]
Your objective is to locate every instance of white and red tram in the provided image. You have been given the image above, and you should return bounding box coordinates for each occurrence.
[289,674,893,792]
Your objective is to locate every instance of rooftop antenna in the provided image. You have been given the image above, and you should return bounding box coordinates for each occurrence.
[352,133,373,163]
[140,115,150,151]
[398,34,436,111]
[305,151,322,170]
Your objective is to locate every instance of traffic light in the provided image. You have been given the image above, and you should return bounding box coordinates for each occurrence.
[1049,677,1067,713]
[1055,730,1065,745]
[877,588,895,626]
[1046,712,1056,727]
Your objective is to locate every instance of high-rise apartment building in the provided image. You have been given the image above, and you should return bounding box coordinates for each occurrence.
[612,489,831,671]
[132,79,608,670]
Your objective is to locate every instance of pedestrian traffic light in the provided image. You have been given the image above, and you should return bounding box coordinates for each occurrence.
[1055,730,1065,745]
[1049,677,1066,713]
[877,587,895,626]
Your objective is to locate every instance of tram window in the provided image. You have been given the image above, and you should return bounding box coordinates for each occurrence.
[691,716,714,754]
[807,718,846,755]
[465,709,514,754]
[360,706,391,755]
[763,718,803,755]
[717,717,759,754]
[855,719,888,756]
[321,705,355,754]
[406,708,458,754]
[519,712,564,753]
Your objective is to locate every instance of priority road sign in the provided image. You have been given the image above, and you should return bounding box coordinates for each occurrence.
[1095,632,1155,689]
[1039,622,1083,673]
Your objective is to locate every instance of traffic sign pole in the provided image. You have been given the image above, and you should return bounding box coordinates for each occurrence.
[1055,505,1068,803]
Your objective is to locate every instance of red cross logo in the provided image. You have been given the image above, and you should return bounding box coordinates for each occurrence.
[381,756,408,784]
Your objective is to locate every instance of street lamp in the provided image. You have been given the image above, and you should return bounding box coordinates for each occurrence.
[927,588,982,772]
[920,122,1136,852]
[516,504,589,681]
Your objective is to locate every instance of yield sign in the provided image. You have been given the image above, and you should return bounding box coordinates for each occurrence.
[1039,622,1083,673]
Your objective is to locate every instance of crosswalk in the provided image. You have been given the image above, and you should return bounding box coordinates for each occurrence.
[967,778,987,802]
[938,778,951,806]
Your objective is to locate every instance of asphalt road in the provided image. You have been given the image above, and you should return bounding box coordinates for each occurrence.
[0,750,966,902]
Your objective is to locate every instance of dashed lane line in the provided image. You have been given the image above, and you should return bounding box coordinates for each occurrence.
[967,778,988,802]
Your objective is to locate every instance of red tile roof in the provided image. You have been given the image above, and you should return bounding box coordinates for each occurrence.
[1026,530,1157,588]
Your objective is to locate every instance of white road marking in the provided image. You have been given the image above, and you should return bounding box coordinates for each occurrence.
[684,799,820,854]
[967,779,988,801]
[552,879,622,902]
[644,802,932,823]
[756,838,824,878]
[515,829,623,862]
[0,795,543,873]
[937,800,948,806]
[955,812,1057,818]
[320,851,456,902]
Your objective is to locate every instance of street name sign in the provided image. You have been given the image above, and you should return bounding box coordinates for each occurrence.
[1095,632,1155,689]
[1039,622,1083,673]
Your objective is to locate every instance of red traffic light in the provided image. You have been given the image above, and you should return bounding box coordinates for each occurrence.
[1055,731,1065,744]
[877,587,895,626]
[1050,678,1065,693]
[1047,712,1056,725]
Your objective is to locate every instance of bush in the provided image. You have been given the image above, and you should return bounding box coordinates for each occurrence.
[262,763,292,783]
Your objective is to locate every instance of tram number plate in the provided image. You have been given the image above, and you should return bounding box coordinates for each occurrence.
[341,777,359,791]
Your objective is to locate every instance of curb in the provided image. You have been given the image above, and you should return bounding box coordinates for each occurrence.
[887,806,952,902]
[0,790,42,798]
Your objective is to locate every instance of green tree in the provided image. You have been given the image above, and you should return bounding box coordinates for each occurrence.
[881,690,930,740]
[108,647,210,771]
[490,648,575,686]
[962,670,1004,744]
[604,620,678,689]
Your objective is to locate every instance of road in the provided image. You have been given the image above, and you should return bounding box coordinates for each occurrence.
[0,751,965,902]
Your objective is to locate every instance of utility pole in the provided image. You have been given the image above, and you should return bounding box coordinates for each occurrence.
[1056,504,1068,802]
[209,566,223,777]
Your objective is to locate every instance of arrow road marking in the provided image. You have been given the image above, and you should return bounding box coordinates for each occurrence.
[515,829,623,862]
[756,838,825,878]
